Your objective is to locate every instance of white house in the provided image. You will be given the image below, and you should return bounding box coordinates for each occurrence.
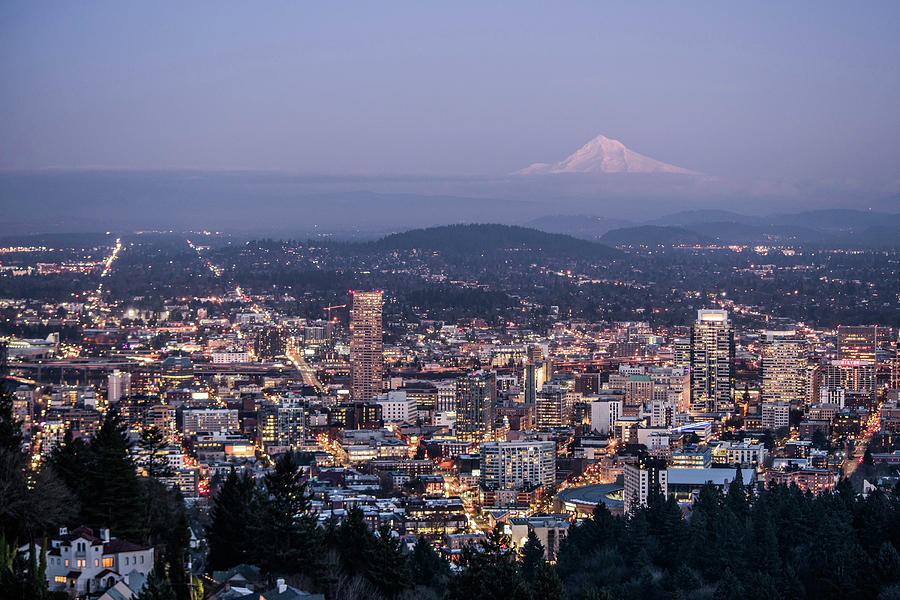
[43,526,154,596]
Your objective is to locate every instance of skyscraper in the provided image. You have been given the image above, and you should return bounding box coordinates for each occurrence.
[761,331,808,405]
[524,361,552,405]
[455,372,497,444]
[690,309,734,414]
[107,369,131,403]
[350,290,383,402]
[535,384,570,429]
[837,325,877,364]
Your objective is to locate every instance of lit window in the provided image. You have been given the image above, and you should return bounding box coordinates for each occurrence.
[54,576,67,583]
[64,560,69,567]
[102,558,114,568]
[76,559,86,568]
[95,559,99,567]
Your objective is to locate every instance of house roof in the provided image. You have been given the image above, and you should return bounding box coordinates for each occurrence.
[103,539,148,553]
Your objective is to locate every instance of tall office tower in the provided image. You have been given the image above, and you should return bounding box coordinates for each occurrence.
[690,309,734,414]
[624,456,668,514]
[480,440,556,490]
[837,325,877,364]
[455,372,497,444]
[535,384,570,429]
[822,360,876,398]
[526,345,544,363]
[761,331,808,405]
[673,338,691,370]
[349,290,383,402]
[524,361,552,405]
[107,369,131,403]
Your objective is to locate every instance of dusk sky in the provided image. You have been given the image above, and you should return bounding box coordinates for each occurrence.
[2,2,899,182]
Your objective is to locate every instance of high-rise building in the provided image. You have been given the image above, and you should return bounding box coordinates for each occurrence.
[672,338,691,370]
[624,456,668,514]
[480,440,556,490]
[535,384,570,429]
[690,309,734,414]
[455,372,497,443]
[107,369,131,403]
[589,393,624,435]
[822,360,876,398]
[350,290,383,402]
[761,331,808,405]
[837,325,877,364]
[258,402,308,451]
[524,361,552,405]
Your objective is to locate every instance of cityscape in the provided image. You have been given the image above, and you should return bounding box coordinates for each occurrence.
[2,3,900,600]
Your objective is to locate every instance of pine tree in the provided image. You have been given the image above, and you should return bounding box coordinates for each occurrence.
[165,513,191,600]
[533,561,566,600]
[725,467,749,522]
[520,529,545,583]
[365,525,413,597]
[0,387,23,453]
[83,410,145,541]
[449,528,531,600]
[139,426,168,478]
[410,536,449,589]
[207,470,263,570]
[256,453,317,575]
[137,569,176,600]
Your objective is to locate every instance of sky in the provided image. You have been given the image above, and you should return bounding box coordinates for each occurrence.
[1,2,899,182]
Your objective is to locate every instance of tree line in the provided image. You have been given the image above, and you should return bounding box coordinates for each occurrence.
[208,459,900,600]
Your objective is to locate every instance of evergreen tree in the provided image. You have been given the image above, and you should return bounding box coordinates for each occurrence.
[365,525,413,597]
[726,467,749,522]
[449,528,531,600]
[331,507,377,581]
[139,426,168,478]
[207,470,263,571]
[410,536,449,590]
[165,513,191,600]
[520,529,545,583]
[82,410,145,541]
[0,387,23,454]
[713,568,744,600]
[137,569,176,600]
[533,561,566,600]
[863,448,875,466]
[256,453,317,576]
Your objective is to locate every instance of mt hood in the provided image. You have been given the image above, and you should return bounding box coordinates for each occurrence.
[517,134,697,175]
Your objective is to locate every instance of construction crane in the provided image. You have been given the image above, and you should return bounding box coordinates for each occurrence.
[324,304,346,320]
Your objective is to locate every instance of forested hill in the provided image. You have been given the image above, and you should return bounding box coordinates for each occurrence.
[367,224,619,258]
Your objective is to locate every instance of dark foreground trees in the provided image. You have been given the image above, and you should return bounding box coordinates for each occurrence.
[201,460,900,600]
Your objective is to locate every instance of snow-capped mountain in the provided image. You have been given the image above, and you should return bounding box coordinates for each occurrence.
[517,134,697,175]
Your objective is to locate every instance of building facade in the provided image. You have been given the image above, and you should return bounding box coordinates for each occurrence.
[350,290,384,402]
[690,309,734,414]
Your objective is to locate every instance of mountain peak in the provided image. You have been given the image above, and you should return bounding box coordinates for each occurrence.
[516,134,698,175]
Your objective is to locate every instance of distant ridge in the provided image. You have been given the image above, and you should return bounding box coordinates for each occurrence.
[517,134,697,175]
[599,225,714,247]
[369,224,618,257]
